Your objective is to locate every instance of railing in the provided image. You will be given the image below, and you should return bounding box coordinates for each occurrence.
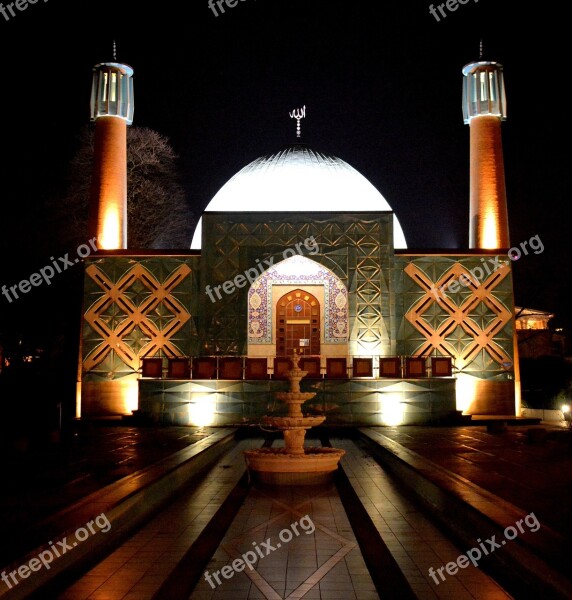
[139,355,454,380]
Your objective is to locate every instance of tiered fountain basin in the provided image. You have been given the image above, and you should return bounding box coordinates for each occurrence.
[244,352,345,485]
[243,446,345,485]
[260,415,325,429]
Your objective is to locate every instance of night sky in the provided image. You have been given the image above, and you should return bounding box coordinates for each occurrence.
[0,0,568,352]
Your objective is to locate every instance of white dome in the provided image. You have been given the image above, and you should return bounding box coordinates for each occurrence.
[191,143,407,249]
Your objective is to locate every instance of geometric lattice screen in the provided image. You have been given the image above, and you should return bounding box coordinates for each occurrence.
[397,255,515,380]
[82,256,199,382]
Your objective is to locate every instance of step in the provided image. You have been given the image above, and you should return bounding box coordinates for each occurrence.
[358,427,572,600]
[0,428,238,600]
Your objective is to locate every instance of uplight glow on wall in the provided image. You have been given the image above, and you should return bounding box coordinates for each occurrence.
[188,397,217,427]
[481,211,502,250]
[380,392,405,426]
[100,209,121,249]
[455,373,479,414]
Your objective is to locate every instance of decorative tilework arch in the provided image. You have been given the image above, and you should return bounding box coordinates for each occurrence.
[248,255,348,346]
[201,213,393,356]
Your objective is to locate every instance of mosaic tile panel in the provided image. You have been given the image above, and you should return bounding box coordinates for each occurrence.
[248,255,348,344]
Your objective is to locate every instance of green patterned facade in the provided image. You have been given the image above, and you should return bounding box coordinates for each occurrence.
[82,255,200,383]
[200,212,394,357]
[394,254,515,380]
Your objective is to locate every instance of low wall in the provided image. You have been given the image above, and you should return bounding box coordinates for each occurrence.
[138,377,457,426]
[0,428,238,600]
[520,408,566,422]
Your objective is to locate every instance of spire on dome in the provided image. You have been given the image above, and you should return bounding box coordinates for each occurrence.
[289,105,306,139]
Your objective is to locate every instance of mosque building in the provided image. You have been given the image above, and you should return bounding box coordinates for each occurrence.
[77,54,521,426]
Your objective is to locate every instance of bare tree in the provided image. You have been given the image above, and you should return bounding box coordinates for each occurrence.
[49,126,196,249]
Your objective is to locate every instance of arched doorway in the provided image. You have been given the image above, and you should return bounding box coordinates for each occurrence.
[276,289,320,356]
[247,255,349,359]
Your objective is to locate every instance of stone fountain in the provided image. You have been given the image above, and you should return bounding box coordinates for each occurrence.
[244,350,345,485]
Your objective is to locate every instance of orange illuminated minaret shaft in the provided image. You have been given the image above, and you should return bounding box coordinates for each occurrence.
[87,56,134,250]
[462,59,509,249]
[463,56,521,415]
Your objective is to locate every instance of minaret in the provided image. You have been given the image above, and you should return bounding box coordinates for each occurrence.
[462,54,509,249]
[87,46,134,249]
[463,53,521,415]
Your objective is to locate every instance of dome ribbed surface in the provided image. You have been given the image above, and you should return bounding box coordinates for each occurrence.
[191,143,406,249]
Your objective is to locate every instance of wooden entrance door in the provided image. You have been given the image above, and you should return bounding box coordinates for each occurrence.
[276,289,320,356]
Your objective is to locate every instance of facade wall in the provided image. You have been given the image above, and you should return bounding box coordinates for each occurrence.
[138,377,457,426]
[200,212,395,357]
[78,215,518,420]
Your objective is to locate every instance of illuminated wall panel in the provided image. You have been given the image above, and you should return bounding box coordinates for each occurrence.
[80,255,199,415]
[394,253,516,414]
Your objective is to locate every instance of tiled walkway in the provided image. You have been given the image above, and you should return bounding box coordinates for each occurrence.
[190,482,377,600]
[57,437,260,600]
[333,437,512,600]
[189,437,378,600]
[55,434,519,600]
[26,424,570,599]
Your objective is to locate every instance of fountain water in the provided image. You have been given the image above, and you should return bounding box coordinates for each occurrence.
[244,350,345,485]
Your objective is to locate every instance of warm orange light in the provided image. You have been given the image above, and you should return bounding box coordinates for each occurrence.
[75,382,82,419]
[469,116,509,249]
[481,211,501,249]
[100,208,121,249]
[455,373,479,414]
[88,116,127,250]
[116,379,139,414]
